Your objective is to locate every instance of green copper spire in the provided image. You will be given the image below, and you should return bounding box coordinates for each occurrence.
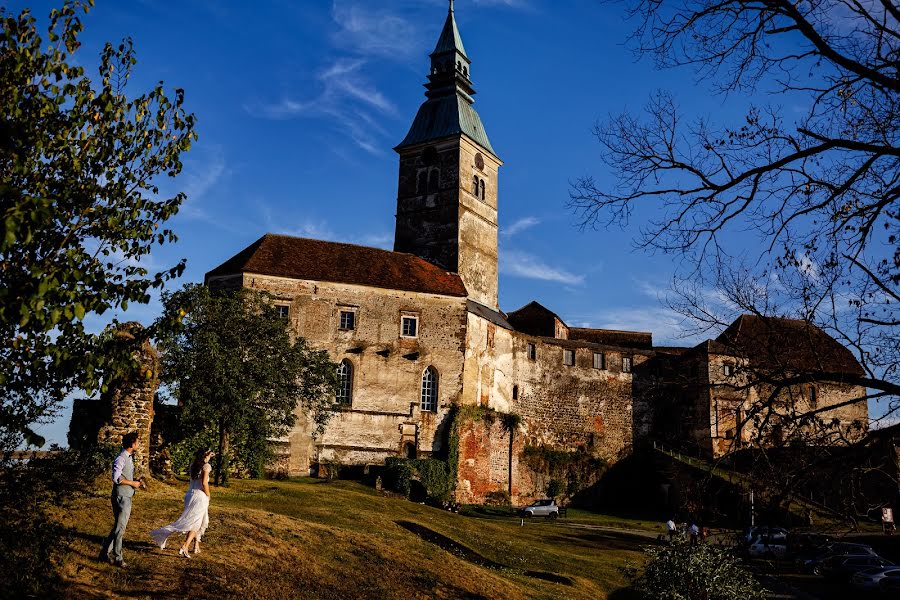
[395,0,496,155]
[432,0,467,59]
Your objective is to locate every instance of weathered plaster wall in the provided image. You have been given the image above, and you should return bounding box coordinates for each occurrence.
[242,273,467,475]
[394,135,500,309]
[457,311,646,502]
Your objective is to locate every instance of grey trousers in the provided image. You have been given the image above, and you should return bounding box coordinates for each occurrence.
[101,494,132,563]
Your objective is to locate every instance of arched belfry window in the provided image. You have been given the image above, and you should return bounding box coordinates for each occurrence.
[336,359,353,405]
[417,170,427,195]
[472,175,479,195]
[479,178,486,200]
[421,367,438,412]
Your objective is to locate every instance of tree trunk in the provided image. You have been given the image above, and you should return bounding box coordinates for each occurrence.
[216,419,229,486]
[507,428,514,497]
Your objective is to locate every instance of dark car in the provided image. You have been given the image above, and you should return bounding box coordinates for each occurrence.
[879,573,900,594]
[821,555,894,581]
[802,542,878,573]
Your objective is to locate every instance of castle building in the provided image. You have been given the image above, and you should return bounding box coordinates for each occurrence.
[205,2,868,502]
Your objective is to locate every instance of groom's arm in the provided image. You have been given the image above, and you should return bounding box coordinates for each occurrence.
[112,454,143,489]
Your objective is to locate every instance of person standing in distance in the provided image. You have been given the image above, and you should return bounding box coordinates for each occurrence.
[99,432,146,567]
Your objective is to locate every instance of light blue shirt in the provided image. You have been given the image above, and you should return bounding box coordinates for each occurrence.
[111,449,135,497]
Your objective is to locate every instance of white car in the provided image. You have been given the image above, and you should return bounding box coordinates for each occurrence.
[748,535,788,559]
[850,566,900,589]
[521,499,560,518]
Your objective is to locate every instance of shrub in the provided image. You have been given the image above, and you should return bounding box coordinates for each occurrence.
[629,541,766,600]
[546,479,563,499]
[483,490,511,506]
[384,457,454,504]
[0,447,111,598]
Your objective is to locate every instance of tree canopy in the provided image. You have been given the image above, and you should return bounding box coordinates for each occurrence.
[0,0,196,452]
[571,0,899,426]
[155,284,338,484]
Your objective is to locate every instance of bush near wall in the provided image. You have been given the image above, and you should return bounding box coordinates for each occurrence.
[523,444,609,500]
[384,457,456,504]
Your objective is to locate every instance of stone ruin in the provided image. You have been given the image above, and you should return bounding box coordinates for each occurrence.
[68,322,163,477]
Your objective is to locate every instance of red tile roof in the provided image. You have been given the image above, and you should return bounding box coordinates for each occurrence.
[715,315,864,377]
[569,328,653,350]
[205,234,468,297]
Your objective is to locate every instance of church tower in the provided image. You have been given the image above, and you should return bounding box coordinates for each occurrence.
[394,0,502,310]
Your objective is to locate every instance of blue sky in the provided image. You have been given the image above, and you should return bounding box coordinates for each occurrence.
[19,0,831,444]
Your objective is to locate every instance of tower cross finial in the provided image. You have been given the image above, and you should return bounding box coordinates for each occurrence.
[449,0,454,13]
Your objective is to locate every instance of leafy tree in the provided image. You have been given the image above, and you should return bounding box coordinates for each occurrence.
[628,541,766,600]
[156,284,338,484]
[570,0,899,420]
[0,0,196,452]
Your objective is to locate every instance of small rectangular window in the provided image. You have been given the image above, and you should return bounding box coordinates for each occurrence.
[809,386,817,407]
[593,352,606,370]
[401,315,418,338]
[527,343,536,361]
[622,356,632,373]
[275,305,289,319]
[723,364,733,377]
[339,310,356,330]
[563,349,575,366]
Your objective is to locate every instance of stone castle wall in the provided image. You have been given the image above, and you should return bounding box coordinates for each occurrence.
[237,273,468,475]
[457,311,650,503]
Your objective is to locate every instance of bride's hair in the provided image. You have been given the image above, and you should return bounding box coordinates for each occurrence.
[190,448,210,480]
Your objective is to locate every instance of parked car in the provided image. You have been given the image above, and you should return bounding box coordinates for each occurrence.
[802,542,878,573]
[821,555,894,582]
[748,535,788,559]
[744,526,788,544]
[879,573,900,594]
[850,566,900,590]
[521,499,559,519]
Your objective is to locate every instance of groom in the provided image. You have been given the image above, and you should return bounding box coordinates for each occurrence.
[99,431,146,567]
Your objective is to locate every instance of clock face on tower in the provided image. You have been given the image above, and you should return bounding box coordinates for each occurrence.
[475,152,484,171]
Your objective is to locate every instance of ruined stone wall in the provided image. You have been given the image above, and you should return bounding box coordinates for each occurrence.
[93,325,159,476]
[457,311,646,502]
[699,352,870,457]
[242,273,468,475]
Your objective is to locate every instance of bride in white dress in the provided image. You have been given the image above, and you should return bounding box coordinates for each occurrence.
[151,449,213,558]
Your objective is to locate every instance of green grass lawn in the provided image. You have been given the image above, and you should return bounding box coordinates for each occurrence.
[58,477,650,599]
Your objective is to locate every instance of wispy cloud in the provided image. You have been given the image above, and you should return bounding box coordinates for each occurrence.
[247,58,394,155]
[501,249,584,285]
[331,1,422,58]
[472,0,532,8]
[501,216,540,237]
[573,306,702,346]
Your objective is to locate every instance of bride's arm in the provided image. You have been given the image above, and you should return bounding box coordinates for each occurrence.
[202,464,211,497]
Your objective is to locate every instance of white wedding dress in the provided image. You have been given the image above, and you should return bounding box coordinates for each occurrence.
[150,463,211,549]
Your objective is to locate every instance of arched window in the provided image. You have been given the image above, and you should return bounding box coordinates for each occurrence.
[472,175,479,195]
[463,66,468,77]
[336,359,353,405]
[421,367,438,412]
[479,178,486,200]
[457,60,462,71]
[417,170,427,195]
[428,169,439,193]
[512,385,519,400]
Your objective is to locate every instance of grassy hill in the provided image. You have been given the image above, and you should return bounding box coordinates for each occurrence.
[54,477,652,599]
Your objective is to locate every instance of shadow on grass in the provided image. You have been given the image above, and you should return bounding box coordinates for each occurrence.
[395,520,574,587]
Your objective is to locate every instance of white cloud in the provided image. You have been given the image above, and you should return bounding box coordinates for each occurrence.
[331,1,422,58]
[246,59,394,155]
[501,216,540,237]
[500,249,584,285]
[575,306,704,347]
